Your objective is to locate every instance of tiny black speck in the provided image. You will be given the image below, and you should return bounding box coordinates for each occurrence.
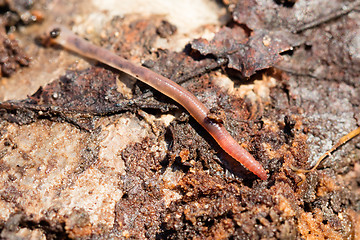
[50,28,61,38]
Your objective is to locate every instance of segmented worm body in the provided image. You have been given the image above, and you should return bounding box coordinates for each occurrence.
[48,26,267,180]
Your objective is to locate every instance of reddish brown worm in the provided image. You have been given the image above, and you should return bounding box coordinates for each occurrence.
[47,25,267,180]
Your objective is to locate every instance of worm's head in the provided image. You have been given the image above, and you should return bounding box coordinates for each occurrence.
[37,25,62,47]
[49,27,61,39]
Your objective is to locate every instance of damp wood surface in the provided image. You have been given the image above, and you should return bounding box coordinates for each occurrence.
[0,0,360,239]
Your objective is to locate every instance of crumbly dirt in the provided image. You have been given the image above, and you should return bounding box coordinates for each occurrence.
[0,0,39,77]
[0,0,359,239]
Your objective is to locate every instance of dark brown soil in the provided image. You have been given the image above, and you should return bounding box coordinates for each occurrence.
[0,0,359,239]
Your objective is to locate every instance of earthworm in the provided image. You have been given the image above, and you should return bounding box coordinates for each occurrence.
[46,25,267,180]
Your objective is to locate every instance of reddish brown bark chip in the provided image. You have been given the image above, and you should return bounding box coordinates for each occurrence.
[191,26,299,77]
[0,67,177,129]
[230,0,349,32]
[216,0,357,77]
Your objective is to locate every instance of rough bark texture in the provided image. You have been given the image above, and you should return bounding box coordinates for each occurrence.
[0,0,359,239]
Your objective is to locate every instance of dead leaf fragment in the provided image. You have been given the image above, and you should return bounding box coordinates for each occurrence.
[191,26,297,77]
